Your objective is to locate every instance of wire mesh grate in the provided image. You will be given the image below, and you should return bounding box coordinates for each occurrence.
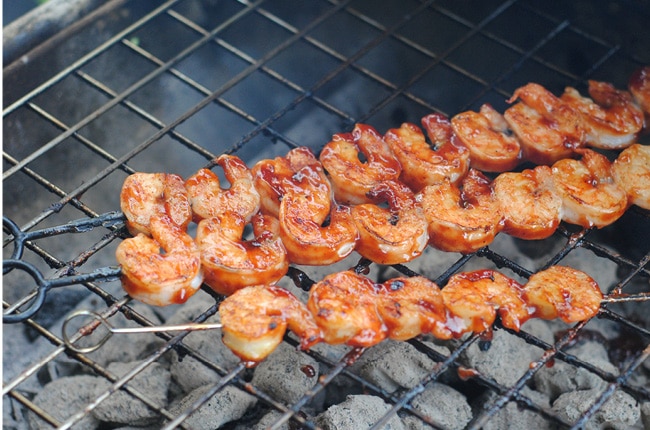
[3,0,650,429]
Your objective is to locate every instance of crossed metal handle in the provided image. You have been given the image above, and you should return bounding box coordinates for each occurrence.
[2,212,126,323]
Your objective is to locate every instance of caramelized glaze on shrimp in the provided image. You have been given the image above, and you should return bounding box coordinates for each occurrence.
[279,193,358,266]
[351,180,428,265]
[185,155,260,223]
[418,169,503,254]
[523,266,602,323]
[561,81,644,149]
[120,173,192,236]
[451,104,522,172]
[611,143,650,210]
[219,285,322,365]
[552,149,628,228]
[505,83,586,165]
[628,66,650,115]
[442,270,532,335]
[254,147,357,265]
[493,165,562,240]
[376,276,451,341]
[252,147,332,219]
[385,116,470,192]
[116,215,203,306]
[196,212,288,296]
[307,271,386,347]
[319,124,401,205]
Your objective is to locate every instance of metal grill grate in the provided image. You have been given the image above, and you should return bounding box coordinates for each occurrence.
[3,0,650,429]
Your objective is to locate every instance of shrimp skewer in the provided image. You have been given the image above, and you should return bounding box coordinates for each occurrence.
[523,266,602,324]
[184,155,260,223]
[418,169,503,254]
[451,104,522,172]
[351,180,428,265]
[611,143,650,210]
[552,148,628,228]
[561,81,644,149]
[115,215,203,307]
[493,165,562,240]
[441,270,532,335]
[120,173,192,236]
[219,285,322,366]
[319,124,401,205]
[196,212,288,296]
[213,265,604,364]
[385,115,470,192]
[376,276,451,341]
[504,83,586,165]
[307,271,387,347]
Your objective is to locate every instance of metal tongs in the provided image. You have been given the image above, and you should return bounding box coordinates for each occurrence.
[3,212,125,323]
[62,309,223,354]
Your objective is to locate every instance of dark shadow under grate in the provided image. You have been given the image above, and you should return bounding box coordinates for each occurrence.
[3,0,650,429]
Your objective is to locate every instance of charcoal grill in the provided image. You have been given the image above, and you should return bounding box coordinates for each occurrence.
[3,0,650,429]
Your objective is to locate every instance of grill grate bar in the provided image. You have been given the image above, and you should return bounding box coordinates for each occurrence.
[3,1,650,429]
[356,0,518,122]
[2,0,264,181]
[2,0,182,116]
[572,344,650,429]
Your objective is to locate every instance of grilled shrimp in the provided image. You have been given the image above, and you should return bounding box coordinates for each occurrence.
[185,155,260,223]
[319,124,401,205]
[611,143,650,210]
[505,83,586,165]
[307,271,387,347]
[376,276,451,341]
[418,169,503,254]
[116,215,203,307]
[561,81,644,149]
[552,149,628,228]
[252,147,331,219]
[120,172,192,236]
[279,193,358,266]
[442,270,532,335]
[451,104,522,172]
[493,165,562,240]
[351,180,428,265]
[385,115,470,192]
[254,147,357,265]
[628,65,650,115]
[219,285,322,365]
[196,212,288,296]
[523,266,602,323]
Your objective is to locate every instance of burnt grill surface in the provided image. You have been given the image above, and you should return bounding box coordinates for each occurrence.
[3,0,650,429]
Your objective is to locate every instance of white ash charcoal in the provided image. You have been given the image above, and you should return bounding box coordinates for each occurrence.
[520,318,555,344]
[167,298,239,394]
[477,386,552,430]
[409,382,472,430]
[462,328,539,386]
[641,402,650,429]
[27,375,101,430]
[249,410,289,430]
[533,357,617,402]
[350,340,436,393]
[168,384,257,430]
[251,342,320,405]
[315,394,406,430]
[91,361,170,426]
[552,389,641,430]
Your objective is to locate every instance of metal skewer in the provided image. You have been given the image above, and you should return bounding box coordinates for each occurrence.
[62,309,223,354]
